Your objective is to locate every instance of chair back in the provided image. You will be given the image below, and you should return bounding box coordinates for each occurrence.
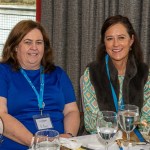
[80,75,85,112]
[78,75,90,135]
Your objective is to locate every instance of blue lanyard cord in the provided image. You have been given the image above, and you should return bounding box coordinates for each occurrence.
[20,66,45,110]
[105,55,144,142]
[39,67,45,110]
[105,55,118,112]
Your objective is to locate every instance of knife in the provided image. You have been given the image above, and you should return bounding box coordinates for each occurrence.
[81,145,95,150]
[116,139,123,150]
[134,128,146,142]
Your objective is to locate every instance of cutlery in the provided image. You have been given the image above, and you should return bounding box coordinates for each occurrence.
[116,139,123,150]
[81,145,95,150]
[136,142,150,145]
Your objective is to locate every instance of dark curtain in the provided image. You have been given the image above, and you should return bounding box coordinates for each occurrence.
[41,0,150,107]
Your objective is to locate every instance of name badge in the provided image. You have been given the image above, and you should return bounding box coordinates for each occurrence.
[33,114,53,130]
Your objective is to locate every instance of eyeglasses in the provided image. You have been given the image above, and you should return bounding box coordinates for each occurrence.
[23,39,44,48]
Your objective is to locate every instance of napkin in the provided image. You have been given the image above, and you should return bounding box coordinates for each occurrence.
[60,137,82,150]
[28,138,82,150]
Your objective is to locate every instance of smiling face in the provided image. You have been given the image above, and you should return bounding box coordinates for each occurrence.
[16,28,44,70]
[104,23,134,64]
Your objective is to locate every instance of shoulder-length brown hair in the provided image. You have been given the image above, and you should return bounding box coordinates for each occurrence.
[1,20,55,72]
[97,15,143,64]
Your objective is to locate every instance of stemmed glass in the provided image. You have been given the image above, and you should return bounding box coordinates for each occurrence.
[0,117,4,143]
[34,129,60,150]
[118,104,139,145]
[96,111,118,150]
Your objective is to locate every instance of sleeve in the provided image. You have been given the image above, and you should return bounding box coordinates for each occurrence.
[59,68,76,104]
[83,67,99,134]
[0,65,9,98]
[140,69,150,132]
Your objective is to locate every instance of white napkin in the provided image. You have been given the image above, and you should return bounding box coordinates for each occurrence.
[28,138,82,150]
[60,137,82,150]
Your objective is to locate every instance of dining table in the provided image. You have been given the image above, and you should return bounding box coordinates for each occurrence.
[29,130,150,150]
[68,131,150,150]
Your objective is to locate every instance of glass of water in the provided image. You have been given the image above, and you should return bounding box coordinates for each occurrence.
[34,129,60,150]
[118,104,139,144]
[96,111,118,150]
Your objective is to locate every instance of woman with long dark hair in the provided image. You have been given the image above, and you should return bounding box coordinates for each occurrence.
[82,15,150,134]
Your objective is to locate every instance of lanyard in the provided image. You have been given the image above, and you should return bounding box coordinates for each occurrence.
[105,56,145,141]
[20,66,45,114]
[105,54,124,112]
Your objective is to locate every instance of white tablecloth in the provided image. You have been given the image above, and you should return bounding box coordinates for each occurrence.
[72,134,150,150]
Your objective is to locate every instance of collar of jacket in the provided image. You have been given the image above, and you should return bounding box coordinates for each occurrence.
[88,54,149,112]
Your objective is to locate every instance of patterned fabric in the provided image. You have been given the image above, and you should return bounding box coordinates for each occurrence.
[140,70,150,132]
[83,69,98,134]
[118,75,124,107]
[83,67,150,134]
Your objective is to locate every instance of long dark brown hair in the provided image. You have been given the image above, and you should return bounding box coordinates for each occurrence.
[97,15,144,64]
[1,20,55,72]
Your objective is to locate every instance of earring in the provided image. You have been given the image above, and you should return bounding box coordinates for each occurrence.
[15,48,17,52]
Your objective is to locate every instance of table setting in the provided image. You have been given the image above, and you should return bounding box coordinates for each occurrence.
[28,129,150,150]
[71,132,150,150]
[29,104,150,150]
[68,106,149,150]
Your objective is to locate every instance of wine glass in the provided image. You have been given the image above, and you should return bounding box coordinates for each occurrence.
[0,117,4,143]
[34,129,60,150]
[118,104,139,145]
[96,111,118,150]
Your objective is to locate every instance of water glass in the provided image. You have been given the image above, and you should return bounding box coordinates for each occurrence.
[118,104,139,144]
[34,129,60,150]
[96,111,118,150]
